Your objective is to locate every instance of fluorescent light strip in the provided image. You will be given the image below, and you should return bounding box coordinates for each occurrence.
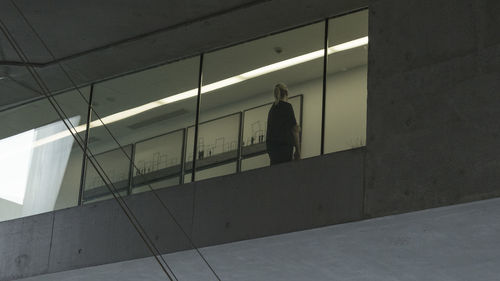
[33,36,368,147]
[329,37,368,52]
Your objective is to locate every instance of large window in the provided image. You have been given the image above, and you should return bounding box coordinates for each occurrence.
[0,9,368,220]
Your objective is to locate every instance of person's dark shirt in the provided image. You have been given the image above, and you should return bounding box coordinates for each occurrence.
[266,101,297,150]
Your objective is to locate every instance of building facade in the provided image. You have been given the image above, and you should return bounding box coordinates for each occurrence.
[0,0,499,280]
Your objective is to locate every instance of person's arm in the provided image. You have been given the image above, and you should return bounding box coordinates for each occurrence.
[266,110,271,153]
[286,103,301,160]
[292,124,301,160]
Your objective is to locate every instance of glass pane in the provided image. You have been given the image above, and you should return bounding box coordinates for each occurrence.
[198,21,325,177]
[325,10,368,153]
[88,57,199,200]
[0,84,90,222]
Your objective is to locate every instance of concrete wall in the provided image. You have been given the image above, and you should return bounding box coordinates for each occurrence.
[364,0,500,217]
[0,148,365,281]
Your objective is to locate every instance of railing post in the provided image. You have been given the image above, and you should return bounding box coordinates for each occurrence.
[321,19,329,155]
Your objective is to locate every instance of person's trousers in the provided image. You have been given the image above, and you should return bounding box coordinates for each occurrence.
[268,145,293,165]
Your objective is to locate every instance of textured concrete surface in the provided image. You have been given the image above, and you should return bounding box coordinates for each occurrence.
[17,197,500,281]
[47,184,195,273]
[192,148,364,247]
[365,0,500,217]
[0,148,365,281]
[0,213,53,280]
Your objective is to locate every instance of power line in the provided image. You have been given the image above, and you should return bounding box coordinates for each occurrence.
[0,15,178,281]
[7,1,223,280]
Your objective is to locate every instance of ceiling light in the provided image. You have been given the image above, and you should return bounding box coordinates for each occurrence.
[239,50,325,79]
[158,89,198,105]
[202,77,244,93]
[329,37,368,53]
[33,36,368,147]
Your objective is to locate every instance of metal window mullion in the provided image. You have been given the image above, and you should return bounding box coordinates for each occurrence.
[191,54,204,182]
[236,112,243,173]
[321,19,329,155]
[127,144,135,195]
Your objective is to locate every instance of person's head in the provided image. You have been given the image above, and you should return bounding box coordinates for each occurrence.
[274,83,288,105]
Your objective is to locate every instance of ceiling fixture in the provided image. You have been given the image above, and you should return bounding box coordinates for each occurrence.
[33,36,368,147]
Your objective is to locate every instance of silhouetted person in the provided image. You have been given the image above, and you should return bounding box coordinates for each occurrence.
[266,83,301,165]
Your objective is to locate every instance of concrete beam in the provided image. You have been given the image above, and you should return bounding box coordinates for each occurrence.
[192,149,364,247]
[14,197,500,281]
[0,148,365,281]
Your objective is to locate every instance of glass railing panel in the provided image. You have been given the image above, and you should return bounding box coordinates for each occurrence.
[132,129,185,194]
[186,113,240,182]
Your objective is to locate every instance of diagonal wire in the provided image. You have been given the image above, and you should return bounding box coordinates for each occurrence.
[8,1,222,280]
[8,1,223,280]
[0,19,178,281]
[0,16,179,281]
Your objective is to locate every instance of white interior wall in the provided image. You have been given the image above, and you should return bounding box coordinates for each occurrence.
[325,66,367,153]
[0,198,22,222]
[54,149,83,210]
[0,118,85,222]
